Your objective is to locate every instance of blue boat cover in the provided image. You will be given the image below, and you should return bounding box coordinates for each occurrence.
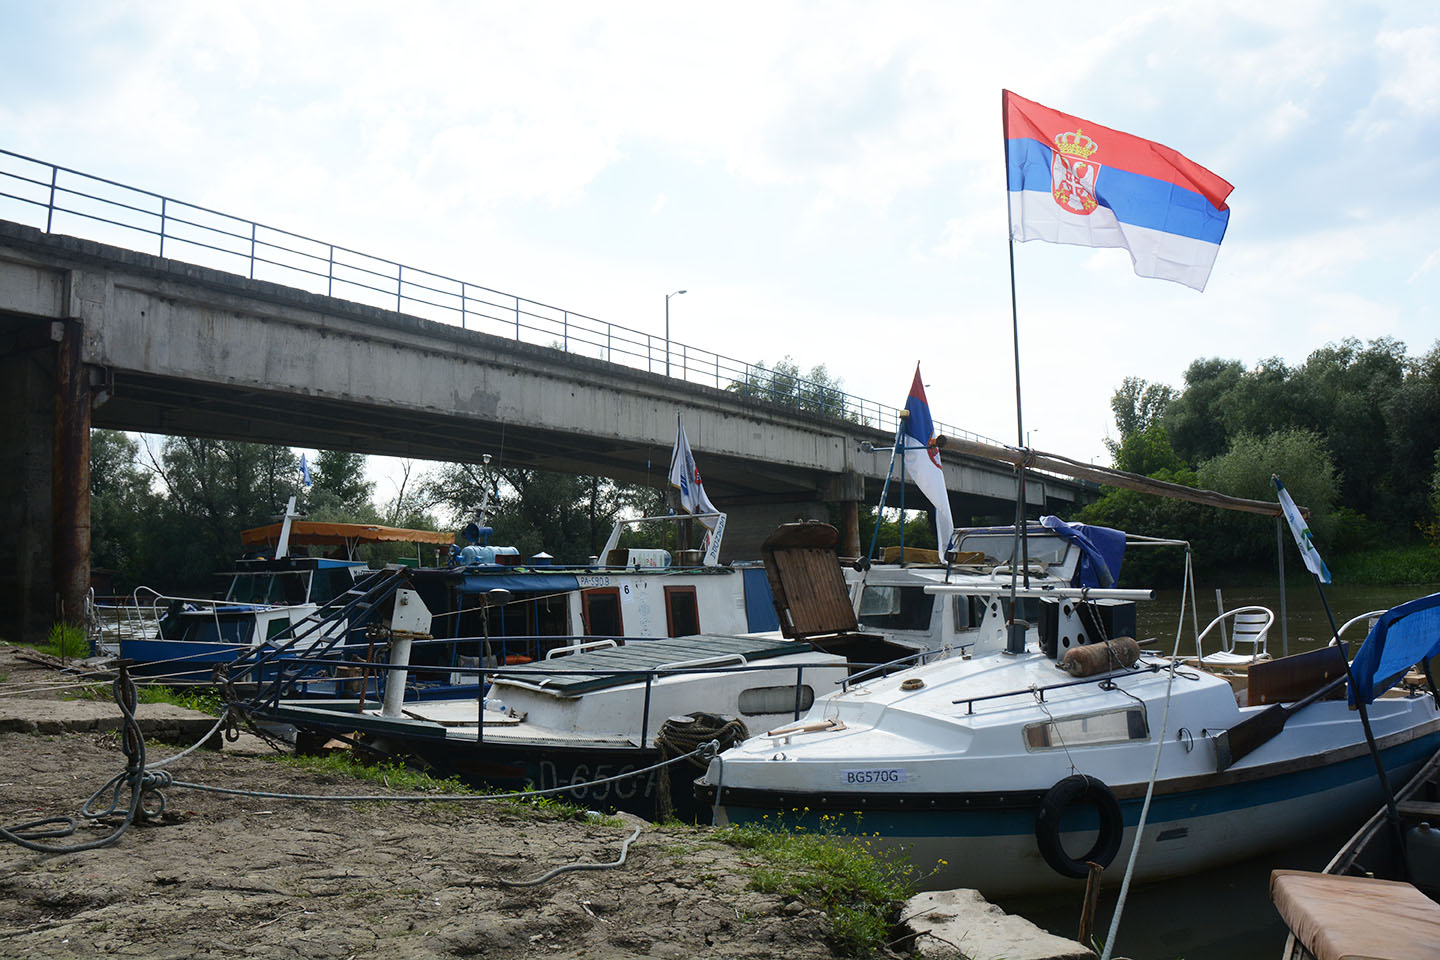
[458,573,581,594]
[1348,591,1440,705]
[1039,516,1125,588]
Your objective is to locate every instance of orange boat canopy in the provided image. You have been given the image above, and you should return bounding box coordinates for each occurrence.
[241,521,456,549]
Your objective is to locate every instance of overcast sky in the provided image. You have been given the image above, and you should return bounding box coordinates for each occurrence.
[3,1,1437,500]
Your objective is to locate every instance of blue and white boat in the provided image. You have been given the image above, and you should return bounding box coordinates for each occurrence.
[696,527,1440,897]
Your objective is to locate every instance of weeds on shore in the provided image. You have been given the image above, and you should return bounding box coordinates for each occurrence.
[269,750,616,823]
[65,683,225,716]
[716,810,915,956]
[37,623,88,660]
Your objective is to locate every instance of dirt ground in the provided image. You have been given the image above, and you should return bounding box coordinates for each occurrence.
[0,647,902,960]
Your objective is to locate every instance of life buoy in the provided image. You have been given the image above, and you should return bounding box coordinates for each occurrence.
[1034,774,1124,879]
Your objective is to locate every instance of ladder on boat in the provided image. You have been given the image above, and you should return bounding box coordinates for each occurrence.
[232,566,413,708]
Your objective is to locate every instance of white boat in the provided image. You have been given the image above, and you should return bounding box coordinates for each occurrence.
[243,522,924,820]
[696,528,1440,897]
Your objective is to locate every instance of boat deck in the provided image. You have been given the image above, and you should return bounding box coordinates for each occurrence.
[490,633,810,695]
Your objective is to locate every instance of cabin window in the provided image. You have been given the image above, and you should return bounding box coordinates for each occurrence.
[1023,707,1149,750]
[738,685,815,716]
[310,567,355,604]
[858,586,932,631]
[665,586,701,637]
[582,588,624,637]
[955,532,1068,566]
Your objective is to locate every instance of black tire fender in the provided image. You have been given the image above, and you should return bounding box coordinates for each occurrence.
[1034,774,1124,879]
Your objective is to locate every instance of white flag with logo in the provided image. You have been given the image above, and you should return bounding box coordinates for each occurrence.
[669,418,719,531]
[1274,475,1330,584]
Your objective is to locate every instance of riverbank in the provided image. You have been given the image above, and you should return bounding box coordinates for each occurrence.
[0,644,916,960]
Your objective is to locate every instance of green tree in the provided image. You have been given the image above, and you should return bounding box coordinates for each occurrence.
[423,463,656,562]
[1105,377,1176,459]
[89,430,155,587]
[308,449,375,518]
[1162,358,1245,464]
[140,437,302,591]
[727,356,857,422]
[1195,430,1338,567]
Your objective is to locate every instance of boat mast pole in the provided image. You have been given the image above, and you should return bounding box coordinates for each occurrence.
[1002,90,1028,653]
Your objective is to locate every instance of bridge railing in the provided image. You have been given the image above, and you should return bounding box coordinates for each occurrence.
[0,148,1001,448]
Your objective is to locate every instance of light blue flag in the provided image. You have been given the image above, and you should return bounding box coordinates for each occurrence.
[300,453,313,489]
[1274,475,1329,584]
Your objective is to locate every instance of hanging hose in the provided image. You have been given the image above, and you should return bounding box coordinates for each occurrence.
[653,713,747,821]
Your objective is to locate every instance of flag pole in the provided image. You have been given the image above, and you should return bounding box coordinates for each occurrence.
[1002,90,1028,652]
[1275,474,1403,866]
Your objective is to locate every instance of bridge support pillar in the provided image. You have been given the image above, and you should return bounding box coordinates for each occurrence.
[53,318,91,629]
[823,470,866,559]
[0,317,89,644]
[718,500,830,563]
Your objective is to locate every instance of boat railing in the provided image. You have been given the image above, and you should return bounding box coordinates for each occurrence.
[840,647,950,690]
[545,639,619,660]
[948,658,1187,715]
[242,637,926,750]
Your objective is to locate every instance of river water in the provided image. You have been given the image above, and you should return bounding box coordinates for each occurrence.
[1002,579,1436,958]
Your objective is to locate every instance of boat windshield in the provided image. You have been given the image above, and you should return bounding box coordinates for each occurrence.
[226,572,311,605]
[954,532,1067,567]
[858,585,933,631]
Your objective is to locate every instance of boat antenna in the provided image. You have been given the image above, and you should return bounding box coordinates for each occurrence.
[1002,90,1029,655]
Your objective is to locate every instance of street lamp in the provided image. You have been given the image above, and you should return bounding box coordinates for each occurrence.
[665,289,686,377]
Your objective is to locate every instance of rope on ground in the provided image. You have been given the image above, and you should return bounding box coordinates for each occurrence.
[653,713,747,821]
[497,823,644,887]
[0,664,170,854]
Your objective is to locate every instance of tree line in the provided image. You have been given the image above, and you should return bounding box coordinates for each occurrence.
[1078,336,1440,582]
[91,434,669,596]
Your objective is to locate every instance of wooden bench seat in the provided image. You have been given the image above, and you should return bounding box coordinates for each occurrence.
[1271,869,1440,960]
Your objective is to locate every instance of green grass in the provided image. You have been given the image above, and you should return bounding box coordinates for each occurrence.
[268,749,616,822]
[64,682,226,716]
[715,811,917,956]
[34,622,88,659]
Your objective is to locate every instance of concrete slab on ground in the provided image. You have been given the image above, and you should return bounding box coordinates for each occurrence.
[905,889,1094,960]
[0,696,271,754]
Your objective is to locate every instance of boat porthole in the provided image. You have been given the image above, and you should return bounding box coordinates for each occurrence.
[901,678,925,691]
[1034,774,1124,879]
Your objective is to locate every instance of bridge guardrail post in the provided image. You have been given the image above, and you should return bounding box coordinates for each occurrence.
[46,164,57,233]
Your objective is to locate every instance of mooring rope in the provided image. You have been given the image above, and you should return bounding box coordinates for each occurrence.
[653,713,747,821]
[0,670,722,858]
[0,665,168,853]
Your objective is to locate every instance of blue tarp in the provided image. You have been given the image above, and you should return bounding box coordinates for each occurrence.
[1349,591,1440,705]
[1039,516,1126,588]
[457,573,581,595]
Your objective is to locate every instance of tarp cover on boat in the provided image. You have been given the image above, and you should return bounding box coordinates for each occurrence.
[1039,516,1125,588]
[457,573,581,594]
[1349,591,1440,705]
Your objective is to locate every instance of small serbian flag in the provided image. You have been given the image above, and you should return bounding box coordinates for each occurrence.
[1004,90,1233,292]
[902,366,954,553]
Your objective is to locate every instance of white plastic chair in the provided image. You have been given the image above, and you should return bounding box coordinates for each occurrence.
[1329,609,1387,650]
[1193,605,1275,668]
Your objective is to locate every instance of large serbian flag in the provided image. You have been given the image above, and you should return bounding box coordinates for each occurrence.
[1004,90,1233,292]
[902,366,955,553]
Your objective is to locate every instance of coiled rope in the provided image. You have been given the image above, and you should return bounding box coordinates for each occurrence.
[653,712,747,820]
[0,664,171,853]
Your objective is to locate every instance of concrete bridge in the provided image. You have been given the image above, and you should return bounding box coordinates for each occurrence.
[0,219,1094,642]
